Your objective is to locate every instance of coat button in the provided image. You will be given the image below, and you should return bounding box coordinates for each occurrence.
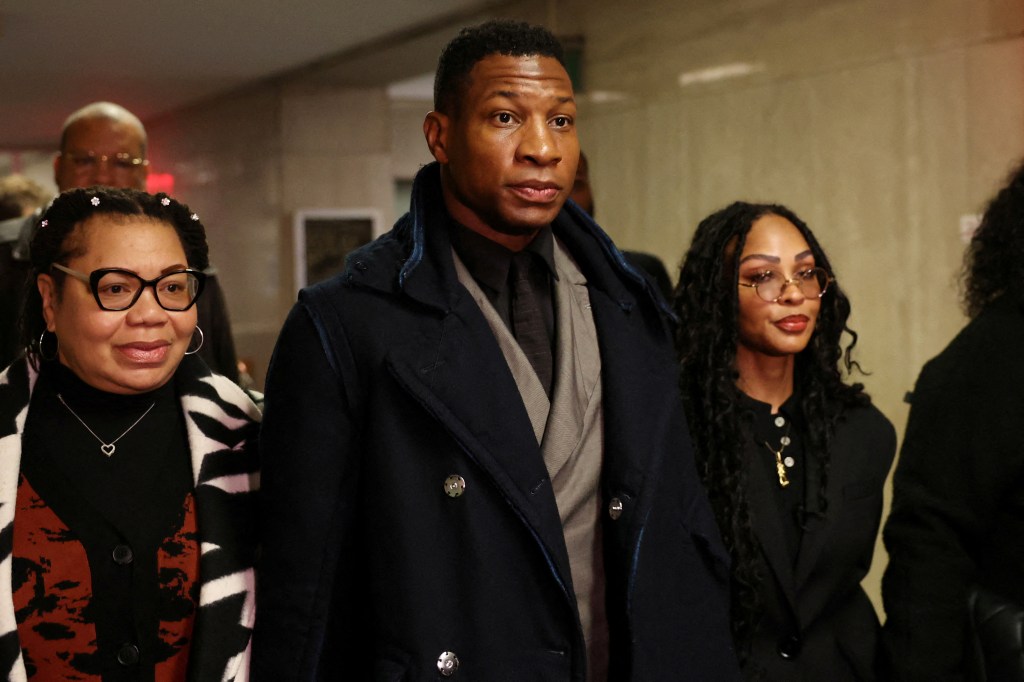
[608,497,624,520]
[777,633,802,659]
[116,643,140,666]
[112,544,134,565]
[437,651,459,676]
[443,475,466,498]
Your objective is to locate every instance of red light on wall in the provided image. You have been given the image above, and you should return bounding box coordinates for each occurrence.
[147,172,175,195]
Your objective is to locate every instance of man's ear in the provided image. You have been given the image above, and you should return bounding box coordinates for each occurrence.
[52,152,63,187]
[423,111,450,164]
[37,274,58,332]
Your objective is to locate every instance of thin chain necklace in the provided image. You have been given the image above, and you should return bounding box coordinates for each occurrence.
[763,422,793,488]
[57,393,156,457]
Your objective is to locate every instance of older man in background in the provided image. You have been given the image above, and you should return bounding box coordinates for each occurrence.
[0,102,239,380]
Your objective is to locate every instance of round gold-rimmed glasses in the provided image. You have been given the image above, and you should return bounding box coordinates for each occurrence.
[738,267,832,303]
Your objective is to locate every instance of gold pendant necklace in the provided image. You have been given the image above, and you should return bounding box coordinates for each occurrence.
[764,441,791,488]
[763,426,793,488]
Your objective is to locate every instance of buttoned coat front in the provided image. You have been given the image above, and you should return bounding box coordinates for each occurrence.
[252,163,739,681]
[746,404,895,681]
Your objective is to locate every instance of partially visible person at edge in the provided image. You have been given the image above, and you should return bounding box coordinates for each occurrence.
[0,101,240,382]
[252,19,739,681]
[0,187,259,679]
[673,201,895,680]
[882,159,1024,681]
[570,151,673,299]
[0,174,49,221]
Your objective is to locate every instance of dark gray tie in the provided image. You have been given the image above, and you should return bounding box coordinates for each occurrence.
[510,251,553,397]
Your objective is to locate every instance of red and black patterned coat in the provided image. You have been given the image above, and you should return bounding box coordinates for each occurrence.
[0,354,260,681]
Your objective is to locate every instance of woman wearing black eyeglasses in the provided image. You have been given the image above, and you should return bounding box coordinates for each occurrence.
[0,187,259,680]
[673,201,895,680]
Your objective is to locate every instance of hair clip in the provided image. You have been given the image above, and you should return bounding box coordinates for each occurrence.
[161,197,171,206]
[90,197,100,207]
[190,213,199,221]
[39,220,48,228]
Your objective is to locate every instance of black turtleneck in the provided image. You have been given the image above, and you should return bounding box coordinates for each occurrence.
[18,359,195,680]
[741,392,810,564]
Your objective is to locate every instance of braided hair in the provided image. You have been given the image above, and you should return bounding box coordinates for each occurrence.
[20,186,209,359]
[671,201,867,663]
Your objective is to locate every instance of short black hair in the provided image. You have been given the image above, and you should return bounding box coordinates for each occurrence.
[20,187,209,357]
[433,19,565,115]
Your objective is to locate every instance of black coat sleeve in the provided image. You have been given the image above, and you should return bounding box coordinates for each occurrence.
[881,355,1024,680]
[250,303,360,681]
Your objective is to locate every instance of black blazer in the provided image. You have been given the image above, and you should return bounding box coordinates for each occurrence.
[748,404,895,681]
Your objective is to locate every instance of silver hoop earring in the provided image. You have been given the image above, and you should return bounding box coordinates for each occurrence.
[185,326,205,355]
[38,330,59,362]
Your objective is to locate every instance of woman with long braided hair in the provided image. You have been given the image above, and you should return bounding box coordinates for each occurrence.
[673,201,895,680]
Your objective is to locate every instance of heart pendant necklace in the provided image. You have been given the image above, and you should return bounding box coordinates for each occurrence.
[58,393,156,457]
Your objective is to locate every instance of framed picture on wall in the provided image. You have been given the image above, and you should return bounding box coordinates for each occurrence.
[293,208,382,293]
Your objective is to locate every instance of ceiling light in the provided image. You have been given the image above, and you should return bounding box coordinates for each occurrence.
[678,62,765,87]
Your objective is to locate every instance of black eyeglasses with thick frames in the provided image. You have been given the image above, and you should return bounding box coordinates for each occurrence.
[51,263,206,312]
[738,266,832,303]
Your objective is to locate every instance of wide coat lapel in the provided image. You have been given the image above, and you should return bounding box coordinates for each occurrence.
[539,241,601,482]
[178,358,261,682]
[450,239,602,484]
[380,169,576,599]
[383,291,577,597]
[551,209,677,564]
[792,426,834,591]
[450,250,550,446]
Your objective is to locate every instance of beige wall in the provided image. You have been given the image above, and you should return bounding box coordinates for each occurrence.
[145,85,400,388]
[144,79,442,389]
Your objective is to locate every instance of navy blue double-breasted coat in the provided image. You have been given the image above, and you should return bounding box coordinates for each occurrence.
[252,163,739,681]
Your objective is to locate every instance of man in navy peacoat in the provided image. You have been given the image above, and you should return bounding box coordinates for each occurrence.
[252,20,738,681]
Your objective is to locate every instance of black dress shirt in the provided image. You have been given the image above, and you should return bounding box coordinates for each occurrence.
[741,392,809,564]
[19,361,195,679]
[448,220,558,349]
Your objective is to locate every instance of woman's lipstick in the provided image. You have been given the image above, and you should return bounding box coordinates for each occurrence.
[117,341,170,363]
[774,315,809,333]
